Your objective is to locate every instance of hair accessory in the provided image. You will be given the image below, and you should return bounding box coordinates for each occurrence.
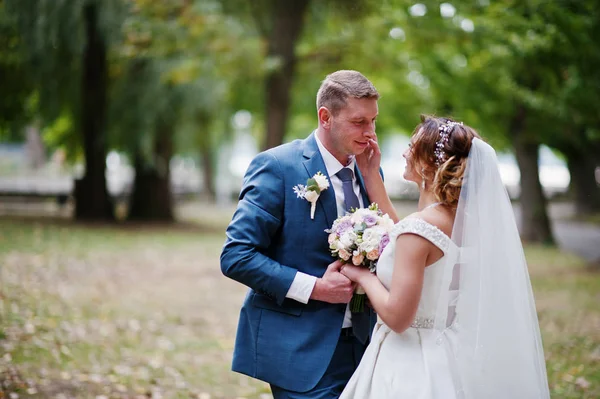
[435,120,463,166]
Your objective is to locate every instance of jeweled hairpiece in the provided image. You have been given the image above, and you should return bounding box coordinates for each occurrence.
[434,120,463,166]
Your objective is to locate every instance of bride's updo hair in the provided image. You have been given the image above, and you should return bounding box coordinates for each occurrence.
[410,115,481,208]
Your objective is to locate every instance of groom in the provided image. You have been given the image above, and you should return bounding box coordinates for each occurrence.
[220,70,380,398]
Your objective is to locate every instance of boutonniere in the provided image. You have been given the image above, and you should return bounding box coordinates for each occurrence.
[293,171,330,219]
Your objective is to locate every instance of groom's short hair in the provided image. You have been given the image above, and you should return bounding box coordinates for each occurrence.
[316,70,379,115]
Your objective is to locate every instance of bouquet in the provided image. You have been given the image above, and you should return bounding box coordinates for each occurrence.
[325,203,394,312]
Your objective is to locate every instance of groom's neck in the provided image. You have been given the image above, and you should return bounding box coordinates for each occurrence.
[316,128,352,166]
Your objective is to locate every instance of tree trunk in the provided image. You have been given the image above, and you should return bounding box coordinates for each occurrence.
[566,146,600,215]
[511,108,554,244]
[75,3,113,221]
[128,125,174,221]
[262,0,310,150]
[198,114,215,201]
[200,141,215,201]
[24,125,45,169]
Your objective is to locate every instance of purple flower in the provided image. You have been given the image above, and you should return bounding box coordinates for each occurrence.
[363,214,377,227]
[335,219,353,235]
[378,233,390,255]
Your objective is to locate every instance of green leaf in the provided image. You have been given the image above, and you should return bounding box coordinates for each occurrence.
[307,184,320,194]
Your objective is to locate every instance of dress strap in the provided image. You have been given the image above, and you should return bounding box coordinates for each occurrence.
[422,201,442,211]
[390,217,452,254]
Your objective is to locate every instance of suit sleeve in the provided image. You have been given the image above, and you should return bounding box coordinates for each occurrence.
[220,151,298,305]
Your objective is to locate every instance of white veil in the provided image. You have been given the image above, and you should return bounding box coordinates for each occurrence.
[433,138,550,398]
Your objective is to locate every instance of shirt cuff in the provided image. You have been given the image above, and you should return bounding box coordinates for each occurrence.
[286,272,317,304]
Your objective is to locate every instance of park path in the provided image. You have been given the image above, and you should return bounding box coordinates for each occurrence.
[513,202,600,263]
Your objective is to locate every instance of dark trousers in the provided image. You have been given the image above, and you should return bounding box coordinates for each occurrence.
[270,330,367,399]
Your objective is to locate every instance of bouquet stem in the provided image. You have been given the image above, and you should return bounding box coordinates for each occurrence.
[350,293,366,313]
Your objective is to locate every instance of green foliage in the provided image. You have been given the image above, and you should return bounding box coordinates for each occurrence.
[107,0,263,163]
[6,0,84,124]
[3,0,128,159]
[0,1,34,138]
[42,111,81,161]
[1,0,598,187]
[386,0,600,150]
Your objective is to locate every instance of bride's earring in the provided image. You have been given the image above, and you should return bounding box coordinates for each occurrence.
[421,168,426,190]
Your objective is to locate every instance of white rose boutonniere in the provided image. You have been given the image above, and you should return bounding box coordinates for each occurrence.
[292,171,330,220]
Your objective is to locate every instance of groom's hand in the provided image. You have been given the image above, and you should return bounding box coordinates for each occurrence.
[310,260,355,304]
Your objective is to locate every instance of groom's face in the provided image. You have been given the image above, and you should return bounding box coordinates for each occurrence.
[329,97,378,161]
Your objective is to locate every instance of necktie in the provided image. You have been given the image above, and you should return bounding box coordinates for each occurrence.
[336,168,360,213]
[336,167,370,344]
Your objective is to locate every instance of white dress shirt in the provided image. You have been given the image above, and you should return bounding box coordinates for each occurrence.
[285,132,364,328]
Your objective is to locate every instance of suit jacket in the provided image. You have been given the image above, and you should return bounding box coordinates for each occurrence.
[220,132,377,392]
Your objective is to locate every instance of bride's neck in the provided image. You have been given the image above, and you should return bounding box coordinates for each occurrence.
[417,191,439,211]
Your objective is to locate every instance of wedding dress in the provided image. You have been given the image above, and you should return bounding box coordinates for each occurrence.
[340,138,550,399]
[340,217,459,398]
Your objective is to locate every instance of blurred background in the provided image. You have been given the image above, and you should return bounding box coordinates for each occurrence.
[0,0,599,398]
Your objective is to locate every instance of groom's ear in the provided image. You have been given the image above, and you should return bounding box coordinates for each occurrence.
[318,107,332,129]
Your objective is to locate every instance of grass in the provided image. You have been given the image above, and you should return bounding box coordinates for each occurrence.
[526,246,600,398]
[0,217,270,399]
[572,212,600,226]
[0,210,599,398]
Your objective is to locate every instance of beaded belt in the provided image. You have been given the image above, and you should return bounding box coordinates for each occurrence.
[410,316,434,329]
[377,315,434,329]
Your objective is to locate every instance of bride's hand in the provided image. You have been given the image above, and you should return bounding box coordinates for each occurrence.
[355,138,381,181]
[340,263,374,285]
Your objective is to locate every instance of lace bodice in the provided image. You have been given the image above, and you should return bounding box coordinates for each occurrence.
[376,217,458,321]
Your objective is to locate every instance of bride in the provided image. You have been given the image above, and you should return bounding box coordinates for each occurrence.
[339,115,550,398]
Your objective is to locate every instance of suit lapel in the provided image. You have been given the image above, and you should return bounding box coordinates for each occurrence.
[302,133,337,228]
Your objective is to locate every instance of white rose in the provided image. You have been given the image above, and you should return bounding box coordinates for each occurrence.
[359,241,377,253]
[379,214,395,230]
[304,190,319,203]
[314,174,330,191]
[362,227,383,244]
[331,239,343,251]
[340,231,357,248]
[351,208,367,223]
[335,240,351,252]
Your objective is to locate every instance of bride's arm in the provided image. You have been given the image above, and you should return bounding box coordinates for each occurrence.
[341,234,431,333]
[363,171,399,223]
[356,138,399,223]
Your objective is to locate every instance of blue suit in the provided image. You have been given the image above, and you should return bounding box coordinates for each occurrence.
[220,132,377,394]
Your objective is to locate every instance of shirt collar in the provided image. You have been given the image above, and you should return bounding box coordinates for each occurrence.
[315,131,356,179]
